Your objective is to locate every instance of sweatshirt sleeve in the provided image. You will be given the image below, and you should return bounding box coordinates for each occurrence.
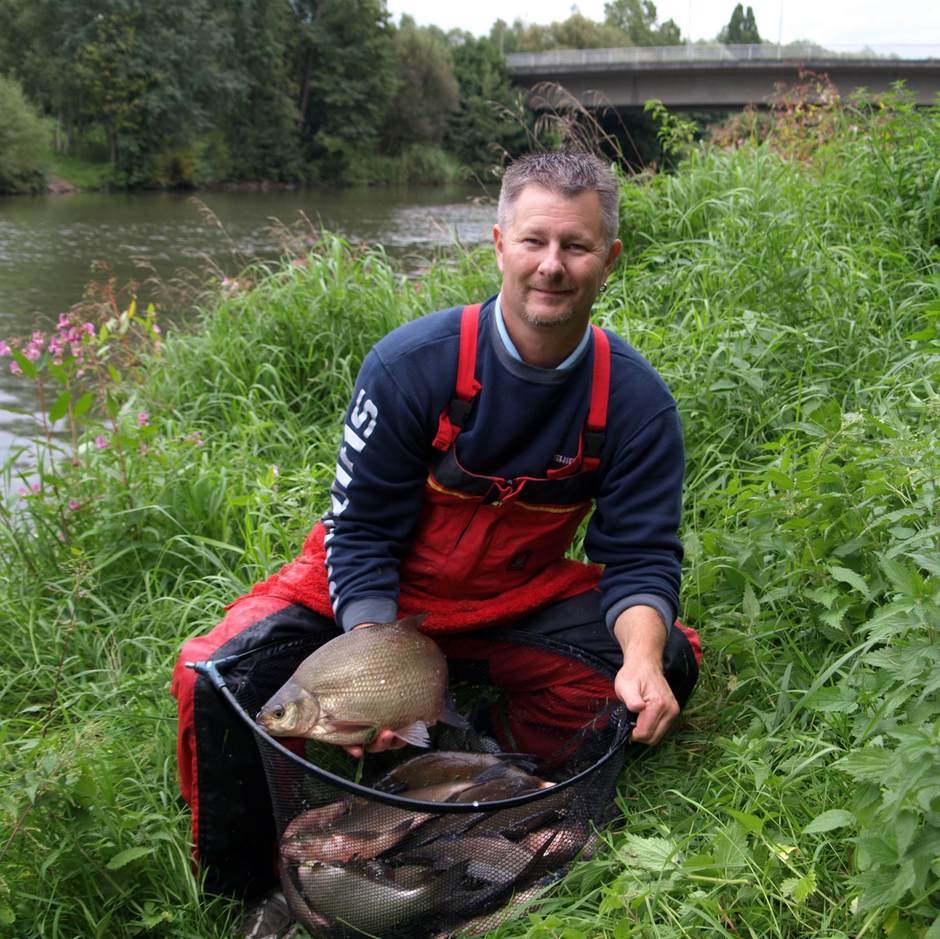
[321,348,433,631]
[584,403,685,633]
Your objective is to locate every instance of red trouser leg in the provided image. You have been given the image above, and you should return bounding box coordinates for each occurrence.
[170,596,336,897]
[437,635,616,755]
[435,590,701,758]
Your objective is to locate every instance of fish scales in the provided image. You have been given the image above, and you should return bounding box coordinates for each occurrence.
[257,617,448,745]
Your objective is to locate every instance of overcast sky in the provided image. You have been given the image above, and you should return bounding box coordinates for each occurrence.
[385,0,940,55]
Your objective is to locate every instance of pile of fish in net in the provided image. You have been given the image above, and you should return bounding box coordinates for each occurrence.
[204,621,634,938]
[264,716,631,939]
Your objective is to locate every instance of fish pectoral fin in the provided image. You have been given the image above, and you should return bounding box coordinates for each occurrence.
[392,721,432,748]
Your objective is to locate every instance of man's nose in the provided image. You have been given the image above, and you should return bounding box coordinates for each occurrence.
[537,245,564,278]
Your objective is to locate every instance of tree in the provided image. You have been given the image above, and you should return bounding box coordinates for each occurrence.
[719,4,762,44]
[293,0,396,180]
[604,0,683,45]
[444,34,530,173]
[499,14,633,52]
[382,21,459,152]
[221,0,303,182]
[0,74,48,192]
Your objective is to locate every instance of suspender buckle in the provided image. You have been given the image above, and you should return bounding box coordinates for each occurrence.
[583,429,605,461]
[449,396,474,428]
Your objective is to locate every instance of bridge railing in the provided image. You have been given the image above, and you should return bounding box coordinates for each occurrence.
[506,43,940,71]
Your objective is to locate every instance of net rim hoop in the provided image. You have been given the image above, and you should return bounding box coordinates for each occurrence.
[191,658,634,815]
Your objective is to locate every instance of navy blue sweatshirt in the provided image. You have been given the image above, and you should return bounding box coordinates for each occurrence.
[322,297,684,634]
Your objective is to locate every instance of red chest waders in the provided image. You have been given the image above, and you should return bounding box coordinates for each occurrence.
[171,302,701,897]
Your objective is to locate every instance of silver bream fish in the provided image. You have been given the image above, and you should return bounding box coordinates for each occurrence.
[257,616,450,747]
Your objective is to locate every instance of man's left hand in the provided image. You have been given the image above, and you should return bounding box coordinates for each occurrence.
[612,606,679,745]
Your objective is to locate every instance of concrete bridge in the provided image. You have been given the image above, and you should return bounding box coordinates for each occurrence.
[506,44,940,110]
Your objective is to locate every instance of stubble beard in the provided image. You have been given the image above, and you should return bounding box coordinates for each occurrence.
[519,288,580,328]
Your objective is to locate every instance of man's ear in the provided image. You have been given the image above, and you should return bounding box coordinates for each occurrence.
[492,224,504,273]
[604,239,623,275]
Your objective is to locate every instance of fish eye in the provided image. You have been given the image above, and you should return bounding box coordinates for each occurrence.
[272,706,285,720]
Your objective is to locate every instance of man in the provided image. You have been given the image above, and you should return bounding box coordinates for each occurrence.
[171,150,700,933]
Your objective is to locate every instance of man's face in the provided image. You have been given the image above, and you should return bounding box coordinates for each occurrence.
[493,184,622,334]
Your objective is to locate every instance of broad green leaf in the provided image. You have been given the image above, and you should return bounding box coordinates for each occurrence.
[828,565,871,599]
[836,748,895,781]
[781,869,817,902]
[0,906,14,925]
[47,361,69,384]
[763,467,794,489]
[72,392,94,419]
[9,348,37,379]
[619,835,680,871]
[106,845,155,870]
[49,389,72,423]
[879,556,917,597]
[726,808,764,834]
[742,583,760,623]
[923,912,940,939]
[804,809,855,833]
[108,365,121,384]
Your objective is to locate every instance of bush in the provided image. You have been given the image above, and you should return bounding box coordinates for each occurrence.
[0,75,49,193]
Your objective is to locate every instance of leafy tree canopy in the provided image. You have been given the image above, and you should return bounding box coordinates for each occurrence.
[604,0,683,45]
[0,74,48,192]
[719,4,762,44]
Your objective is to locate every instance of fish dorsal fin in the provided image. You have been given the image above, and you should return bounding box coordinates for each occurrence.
[392,721,432,748]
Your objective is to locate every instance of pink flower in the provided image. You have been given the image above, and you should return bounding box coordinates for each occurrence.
[138,444,150,456]
[82,323,95,336]
[0,341,10,356]
[186,430,204,446]
[68,499,81,510]
[95,435,108,450]
[137,411,150,427]
[24,345,41,361]
[152,324,161,335]
[9,361,21,375]
[18,487,29,498]
[31,482,41,494]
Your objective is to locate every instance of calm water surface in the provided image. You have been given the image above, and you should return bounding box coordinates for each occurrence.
[0,185,496,465]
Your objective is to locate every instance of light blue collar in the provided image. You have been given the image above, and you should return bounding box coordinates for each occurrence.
[494,294,591,370]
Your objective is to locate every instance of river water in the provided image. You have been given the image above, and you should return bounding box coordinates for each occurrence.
[0,185,496,465]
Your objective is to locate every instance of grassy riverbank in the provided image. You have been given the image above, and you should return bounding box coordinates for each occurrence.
[1,96,938,939]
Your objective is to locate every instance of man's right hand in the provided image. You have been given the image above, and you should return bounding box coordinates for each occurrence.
[342,729,407,759]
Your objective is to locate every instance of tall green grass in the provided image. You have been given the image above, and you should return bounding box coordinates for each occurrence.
[1,96,937,938]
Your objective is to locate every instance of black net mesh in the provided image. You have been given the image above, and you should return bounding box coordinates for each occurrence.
[209,638,633,939]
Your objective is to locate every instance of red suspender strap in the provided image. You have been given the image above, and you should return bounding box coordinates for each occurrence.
[431,304,482,452]
[581,325,611,472]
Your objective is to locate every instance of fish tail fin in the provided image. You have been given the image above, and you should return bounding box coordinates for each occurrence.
[440,692,470,730]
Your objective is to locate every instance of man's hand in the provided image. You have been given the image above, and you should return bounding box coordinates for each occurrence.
[613,606,679,746]
[342,729,407,759]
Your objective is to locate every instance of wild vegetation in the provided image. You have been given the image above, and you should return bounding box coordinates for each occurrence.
[0,90,937,938]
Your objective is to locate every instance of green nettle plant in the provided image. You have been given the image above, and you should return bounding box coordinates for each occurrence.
[0,92,937,939]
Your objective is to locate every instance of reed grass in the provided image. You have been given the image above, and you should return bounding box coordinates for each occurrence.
[1,94,937,938]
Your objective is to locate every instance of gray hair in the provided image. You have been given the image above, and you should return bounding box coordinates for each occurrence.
[497,151,620,246]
